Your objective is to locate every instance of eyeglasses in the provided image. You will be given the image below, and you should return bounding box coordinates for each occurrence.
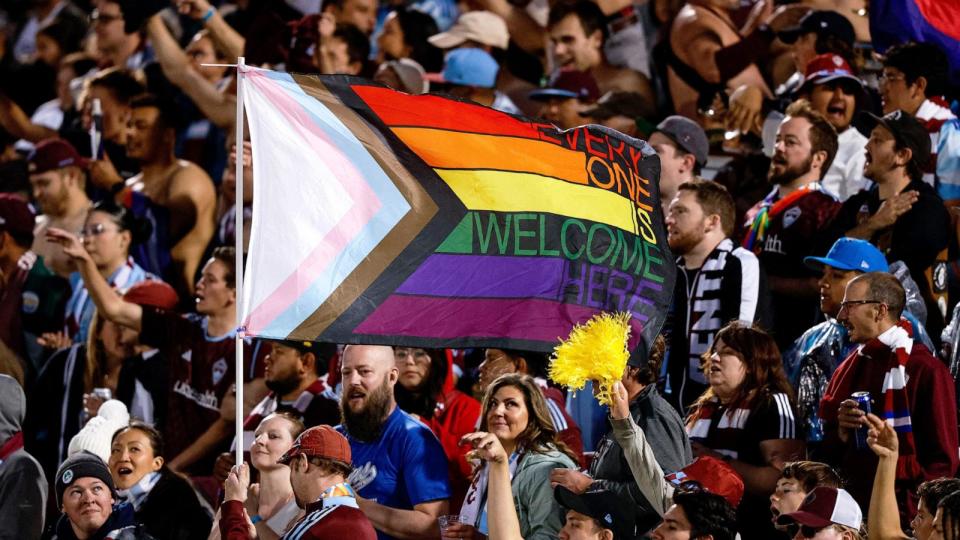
[79,223,120,238]
[89,9,122,24]
[838,299,883,311]
[395,348,430,364]
[878,73,907,86]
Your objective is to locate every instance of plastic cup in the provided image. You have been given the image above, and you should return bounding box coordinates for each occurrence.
[438,515,462,538]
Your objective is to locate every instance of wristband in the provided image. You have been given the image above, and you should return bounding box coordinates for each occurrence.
[202,7,216,23]
[250,514,262,524]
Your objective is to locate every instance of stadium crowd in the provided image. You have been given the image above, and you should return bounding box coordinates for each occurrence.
[1,0,960,537]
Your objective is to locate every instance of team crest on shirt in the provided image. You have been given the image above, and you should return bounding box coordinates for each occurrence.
[212,358,228,385]
[348,461,378,491]
[21,292,39,314]
[934,262,947,292]
[783,207,802,228]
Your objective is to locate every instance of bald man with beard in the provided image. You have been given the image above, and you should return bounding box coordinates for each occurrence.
[336,345,451,540]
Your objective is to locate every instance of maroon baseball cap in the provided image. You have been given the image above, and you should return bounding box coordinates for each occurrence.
[777,487,862,530]
[799,53,863,94]
[28,139,88,175]
[529,69,600,102]
[278,425,351,466]
[122,280,179,310]
[0,193,37,241]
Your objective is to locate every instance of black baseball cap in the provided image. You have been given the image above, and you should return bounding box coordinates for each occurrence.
[654,115,709,168]
[555,487,636,540]
[778,10,855,47]
[266,340,338,361]
[861,110,932,170]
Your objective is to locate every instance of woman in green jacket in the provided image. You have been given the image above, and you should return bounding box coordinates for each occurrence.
[450,373,579,540]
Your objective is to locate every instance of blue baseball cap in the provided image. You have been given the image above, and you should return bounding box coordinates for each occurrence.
[804,238,889,273]
[428,48,499,89]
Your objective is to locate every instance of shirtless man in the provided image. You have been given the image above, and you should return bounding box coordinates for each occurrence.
[28,139,91,278]
[667,0,771,119]
[547,1,655,108]
[122,94,216,297]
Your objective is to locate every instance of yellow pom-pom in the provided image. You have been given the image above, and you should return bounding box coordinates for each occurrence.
[548,312,631,407]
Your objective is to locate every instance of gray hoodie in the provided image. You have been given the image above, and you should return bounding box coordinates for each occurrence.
[0,374,48,539]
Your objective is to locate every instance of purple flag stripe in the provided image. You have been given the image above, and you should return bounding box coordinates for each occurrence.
[396,254,565,298]
[354,295,646,349]
[396,254,662,306]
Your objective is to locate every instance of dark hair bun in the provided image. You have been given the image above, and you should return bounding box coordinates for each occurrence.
[90,199,153,246]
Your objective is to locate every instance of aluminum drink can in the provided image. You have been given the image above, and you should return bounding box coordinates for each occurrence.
[93,387,113,401]
[852,391,871,450]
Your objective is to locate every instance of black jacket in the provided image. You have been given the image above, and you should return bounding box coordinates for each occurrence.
[44,503,137,540]
[134,468,211,540]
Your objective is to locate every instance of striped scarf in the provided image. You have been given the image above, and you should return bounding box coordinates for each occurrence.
[741,184,820,252]
[461,448,524,534]
[864,320,921,480]
[117,471,161,511]
[319,482,359,507]
[915,97,957,181]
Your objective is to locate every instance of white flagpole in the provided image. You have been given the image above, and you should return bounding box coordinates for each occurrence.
[234,56,247,467]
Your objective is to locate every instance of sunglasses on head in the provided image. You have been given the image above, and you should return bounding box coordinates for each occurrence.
[676,480,705,493]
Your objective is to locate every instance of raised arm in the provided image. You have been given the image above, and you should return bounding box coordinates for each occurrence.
[865,414,910,540]
[607,381,674,515]
[145,15,237,129]
[175,0,245,61]
[462,432,525,540]
[0,92,58,142]
[472,0,545,54]
[44,227,144,330]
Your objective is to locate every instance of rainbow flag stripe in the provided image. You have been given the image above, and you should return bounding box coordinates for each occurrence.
[239,68,674,356]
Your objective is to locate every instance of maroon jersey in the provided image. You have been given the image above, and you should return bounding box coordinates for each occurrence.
[139,308,268,470]
[752,187,840,345]
[754,188,840,279]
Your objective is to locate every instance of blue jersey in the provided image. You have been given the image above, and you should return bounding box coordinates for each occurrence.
[338,407,451,540]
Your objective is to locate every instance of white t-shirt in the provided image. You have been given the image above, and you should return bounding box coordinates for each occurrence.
[822,126,869,202]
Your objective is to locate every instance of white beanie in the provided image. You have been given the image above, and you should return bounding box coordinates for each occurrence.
[68,400,130,464]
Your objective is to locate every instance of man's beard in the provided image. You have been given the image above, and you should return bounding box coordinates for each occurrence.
[668,226,706,256]
[341,376,393,443]
[768,154,813,186]
[265,372,300,397]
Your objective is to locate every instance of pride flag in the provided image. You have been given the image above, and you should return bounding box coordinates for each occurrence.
[239,67,674,356]
[870,0,960,85]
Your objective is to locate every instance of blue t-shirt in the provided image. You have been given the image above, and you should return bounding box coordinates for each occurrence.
[338,407,451,540]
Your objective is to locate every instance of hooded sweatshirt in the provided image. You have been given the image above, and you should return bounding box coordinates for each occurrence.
[0,373,48,538]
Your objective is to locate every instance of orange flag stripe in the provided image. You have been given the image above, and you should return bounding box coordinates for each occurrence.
[391,127,589,185]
